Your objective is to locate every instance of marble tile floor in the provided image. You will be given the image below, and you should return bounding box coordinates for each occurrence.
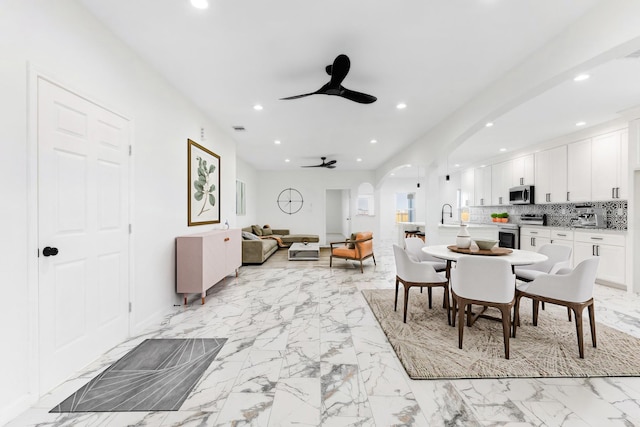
[8,241,640,426]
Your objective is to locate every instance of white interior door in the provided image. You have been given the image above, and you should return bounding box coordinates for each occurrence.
[37,78,130,392]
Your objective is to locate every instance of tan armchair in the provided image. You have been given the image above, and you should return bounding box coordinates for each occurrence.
[329,231,376,273]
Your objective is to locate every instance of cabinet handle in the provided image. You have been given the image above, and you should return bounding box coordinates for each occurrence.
[532,237,536,247]
[224,237,230,242]
[557,233,566,237]
[616,187,620,198]
[520,177,524,185]
[567,192,570,202]
[499,196,502,205]
[546,193,550,202]
[590,237,603,240]
[592,245,596,256]
[612,187,615,199]
[530,231,538,234]
[481,198,484,205]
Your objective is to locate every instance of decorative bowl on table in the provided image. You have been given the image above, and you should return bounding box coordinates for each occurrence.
[474,239,498,250]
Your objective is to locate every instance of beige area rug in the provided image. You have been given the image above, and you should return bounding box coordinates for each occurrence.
[362,289,640,379]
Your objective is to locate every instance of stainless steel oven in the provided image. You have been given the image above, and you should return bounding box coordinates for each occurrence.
[498,223,519,249]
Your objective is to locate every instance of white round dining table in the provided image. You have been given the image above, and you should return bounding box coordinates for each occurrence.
[422,244,548,268]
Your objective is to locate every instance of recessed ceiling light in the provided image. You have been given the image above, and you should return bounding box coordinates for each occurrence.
[253,104,263,111]
[396,103,407,110]
[485,122,494,127]
[576,121,586,127]
[370,139,377,144]
[499,148,507,152]
[480,164,486,168]
[285,159,290,163]
[356,158,363,162]
[274,140,281,145]
[190,0,209,9]
[390,173,395,176]
[574,74,590,82]
[454,164,460,167]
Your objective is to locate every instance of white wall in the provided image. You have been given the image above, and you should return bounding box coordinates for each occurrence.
[325,190,343,234]
[250,170,377,245]
[378,177,427,241]
[0,1,240,421]
[236,157,259,226]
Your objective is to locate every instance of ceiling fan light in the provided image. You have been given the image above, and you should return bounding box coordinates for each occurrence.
[253,104,263,111]
[190,0,209,9]
[370,139,377,144]
[396,103,407,110]
[576,121,586,127]
[574,74,590,82]
[274,140,281,145]
[485,122,494,127]
[356,158,362,162]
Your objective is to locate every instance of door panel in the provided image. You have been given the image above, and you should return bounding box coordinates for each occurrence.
[38,78,130,392]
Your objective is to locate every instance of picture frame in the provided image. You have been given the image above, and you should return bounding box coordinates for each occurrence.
[188,139,220,226]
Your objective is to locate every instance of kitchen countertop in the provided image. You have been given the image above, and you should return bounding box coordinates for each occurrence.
[511,224,627,234]
[438,222,498,228]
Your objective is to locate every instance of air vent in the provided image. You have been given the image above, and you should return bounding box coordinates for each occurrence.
[625,49,640,58]
[232,126,246,131]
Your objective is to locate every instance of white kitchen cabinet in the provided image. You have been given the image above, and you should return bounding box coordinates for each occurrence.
[512,154,534,186]
[591,129,628,201]
[520,227,551,252]
[567,138,592,202]
[461,168,474,207]
[535,145,567,204]
[550,229,574,268]
[474,166,492,206]
[491,161,511,206]
[573,231,625,286]
[176,228,242,304]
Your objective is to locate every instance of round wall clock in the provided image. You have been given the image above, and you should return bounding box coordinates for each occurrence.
[277,188,304,215]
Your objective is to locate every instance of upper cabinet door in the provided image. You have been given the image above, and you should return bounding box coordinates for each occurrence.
[491,161,511,206]
[461,168,474,207]
[474,166,492,206]
[567,138,591,203]
[512,154,534,186]
[535,146,566,204]
[591,129,627,201]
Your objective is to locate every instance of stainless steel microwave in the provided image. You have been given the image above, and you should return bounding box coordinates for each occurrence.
[509,185,534,205]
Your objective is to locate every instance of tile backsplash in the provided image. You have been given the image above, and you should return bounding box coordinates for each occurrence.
[467,200,627,230]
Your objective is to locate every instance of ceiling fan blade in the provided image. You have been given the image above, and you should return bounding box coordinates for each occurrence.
[301,164,323,168]
[280,91,317,100]
[327,54,350,88]
[325,160,337,165]
[339,88,377,104]
[327,165,337,169]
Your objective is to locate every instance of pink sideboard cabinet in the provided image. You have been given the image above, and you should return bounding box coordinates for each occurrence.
[176,228,242,305]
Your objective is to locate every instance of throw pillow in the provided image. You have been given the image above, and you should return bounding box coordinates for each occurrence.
[348,232,358,249]
[242,231,260,240]
[251,225,263,236]
[262,226,273,236]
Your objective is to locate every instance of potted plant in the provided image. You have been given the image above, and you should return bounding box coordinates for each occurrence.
[491,213,498,222]
[499,212,509,222]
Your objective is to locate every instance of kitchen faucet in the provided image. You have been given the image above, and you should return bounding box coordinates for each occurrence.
[441,203,452,225]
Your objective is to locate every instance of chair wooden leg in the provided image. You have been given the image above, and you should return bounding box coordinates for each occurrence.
[588,302,597,348]
[329,255,333,268]
[451,296,457,327]
[466,303,473,327]
[444,286,451,326]
[360,260,364,273]
[573,307,585,358]
[513,295,522,338]
[394,277,400,311]
[372,254,376,265]
[457,300,465,349]
[428,287,433,309]
[403,286,411,323]
[532,299,540,326]
[500,305,511,359]
[567,307,572,321]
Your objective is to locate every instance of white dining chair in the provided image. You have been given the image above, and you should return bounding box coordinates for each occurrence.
[404,237,448,309]
[451,255,516,359]
[392,244,450,324]
[513,257,600,359]
[514,244,573,319]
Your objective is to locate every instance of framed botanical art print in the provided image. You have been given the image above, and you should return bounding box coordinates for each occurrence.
[188,139,220,226]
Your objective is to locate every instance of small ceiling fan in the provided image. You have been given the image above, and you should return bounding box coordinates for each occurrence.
[281,54,377,104]
[301,157,337,169]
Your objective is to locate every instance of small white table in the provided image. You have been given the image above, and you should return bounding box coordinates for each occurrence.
[288,242,320,260]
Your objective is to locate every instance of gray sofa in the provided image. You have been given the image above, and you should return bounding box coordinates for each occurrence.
[241,226,320,264]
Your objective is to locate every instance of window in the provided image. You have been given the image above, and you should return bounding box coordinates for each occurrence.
[396,192,415,222]
[356,182,375,216]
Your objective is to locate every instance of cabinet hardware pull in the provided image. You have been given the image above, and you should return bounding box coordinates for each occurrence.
[531,237,535,246]
[531,231,538,234]
[592,245,595,256]
[597,245,600,256]
[547,193,550,202]
[612,187,615,198]
[224,237,230,242]
[520,177,524,185]
[590,237,603,240]
[616,187,620,198]
[567,192,570,202]
[499,196,502,205]
[557,233,566,237]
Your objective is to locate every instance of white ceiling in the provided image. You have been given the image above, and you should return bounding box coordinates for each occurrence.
[78,0,631,174]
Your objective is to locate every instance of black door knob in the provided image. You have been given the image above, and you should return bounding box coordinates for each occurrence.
[43,246,59,257]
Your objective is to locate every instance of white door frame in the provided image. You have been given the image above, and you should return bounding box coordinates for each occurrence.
[26,65,134,399]
[324,188,351,241]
